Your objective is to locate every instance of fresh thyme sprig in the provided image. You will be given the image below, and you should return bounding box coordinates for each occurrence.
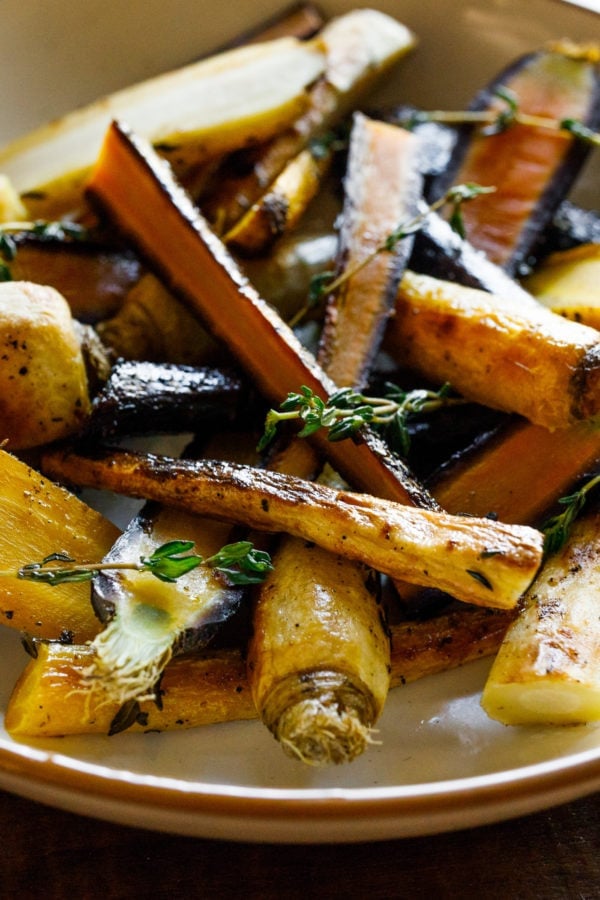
[258,382,464,455]
[6,539,273,588]
[541,473,600,557]
[0,219,89,281]
[403,86,600,145]
[289,182,494,327]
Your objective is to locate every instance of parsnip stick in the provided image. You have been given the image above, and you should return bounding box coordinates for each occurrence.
[5,606,514,737]
[386,270,600,430]
[202,9,416,231]
[482,505,600,725]
[41,444,544,609]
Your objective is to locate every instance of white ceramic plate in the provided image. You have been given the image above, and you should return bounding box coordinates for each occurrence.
[0,0,599,843]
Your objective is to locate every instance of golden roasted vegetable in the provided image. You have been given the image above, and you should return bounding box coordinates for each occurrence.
[5,604,514,737]
[387,270,600,431]
[0,281,91,448]
[0,448,119,640]
[524,243,600,331]
[247,537,390,765]
[41,444,545,609]
[223,145,333,255]
[482,504,600,725]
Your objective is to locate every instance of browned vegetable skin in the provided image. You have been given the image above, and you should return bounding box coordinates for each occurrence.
[41,444,544,609]
[5,605,514,737]
[482,504,600,725]
[247,114,422,764]
[201,9,416,231]
[0,448,119,641]
[386,270,600,431]
[85,120,433,509]
[223,144,334,256]
[432,44,600,274]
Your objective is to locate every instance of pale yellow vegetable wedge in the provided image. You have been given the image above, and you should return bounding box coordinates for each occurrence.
[0,448,119,641]
[482,506,600,725]
[0,34,327,199]
[524,243,600,331]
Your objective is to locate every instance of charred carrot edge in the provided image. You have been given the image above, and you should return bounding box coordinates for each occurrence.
[5,605,514,737]
[85,120,434,508]
[430,417,600,525]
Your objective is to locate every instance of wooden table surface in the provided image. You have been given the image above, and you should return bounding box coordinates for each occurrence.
[0,787,597,898]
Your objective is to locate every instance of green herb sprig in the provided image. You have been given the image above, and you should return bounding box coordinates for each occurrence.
[258,382,464,455]
[289,182,494,327]
[542,473,600,557]
[8,539,273,588]
[403,86,600,146]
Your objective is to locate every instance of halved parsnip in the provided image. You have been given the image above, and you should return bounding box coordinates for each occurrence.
[482,505,600,725]
[387,270,600,430]
[0,35,326,201]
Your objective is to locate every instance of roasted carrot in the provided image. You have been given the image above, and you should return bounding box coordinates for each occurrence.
[86,119,433,508]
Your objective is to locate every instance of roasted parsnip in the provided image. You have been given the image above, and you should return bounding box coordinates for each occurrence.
[524,243,600,331]
[223,145,334,256]
[202,9,416,231]
[0,33,329,207]
[247,536,390,765]
[482,504,600,725]
[41,444,544,609]
[5,605,515,737]
[387,270,600,431]
[0,281,91,448]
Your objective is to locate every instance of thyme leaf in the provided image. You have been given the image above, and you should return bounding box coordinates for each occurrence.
[258,382,465,455]
[296,182,493,325]
[8,540,273,588]
[541,472,600,556]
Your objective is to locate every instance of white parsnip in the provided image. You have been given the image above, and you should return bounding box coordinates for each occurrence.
[482,506,600,725]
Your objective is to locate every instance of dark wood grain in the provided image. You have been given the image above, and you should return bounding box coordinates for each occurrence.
[0,788,597,899]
